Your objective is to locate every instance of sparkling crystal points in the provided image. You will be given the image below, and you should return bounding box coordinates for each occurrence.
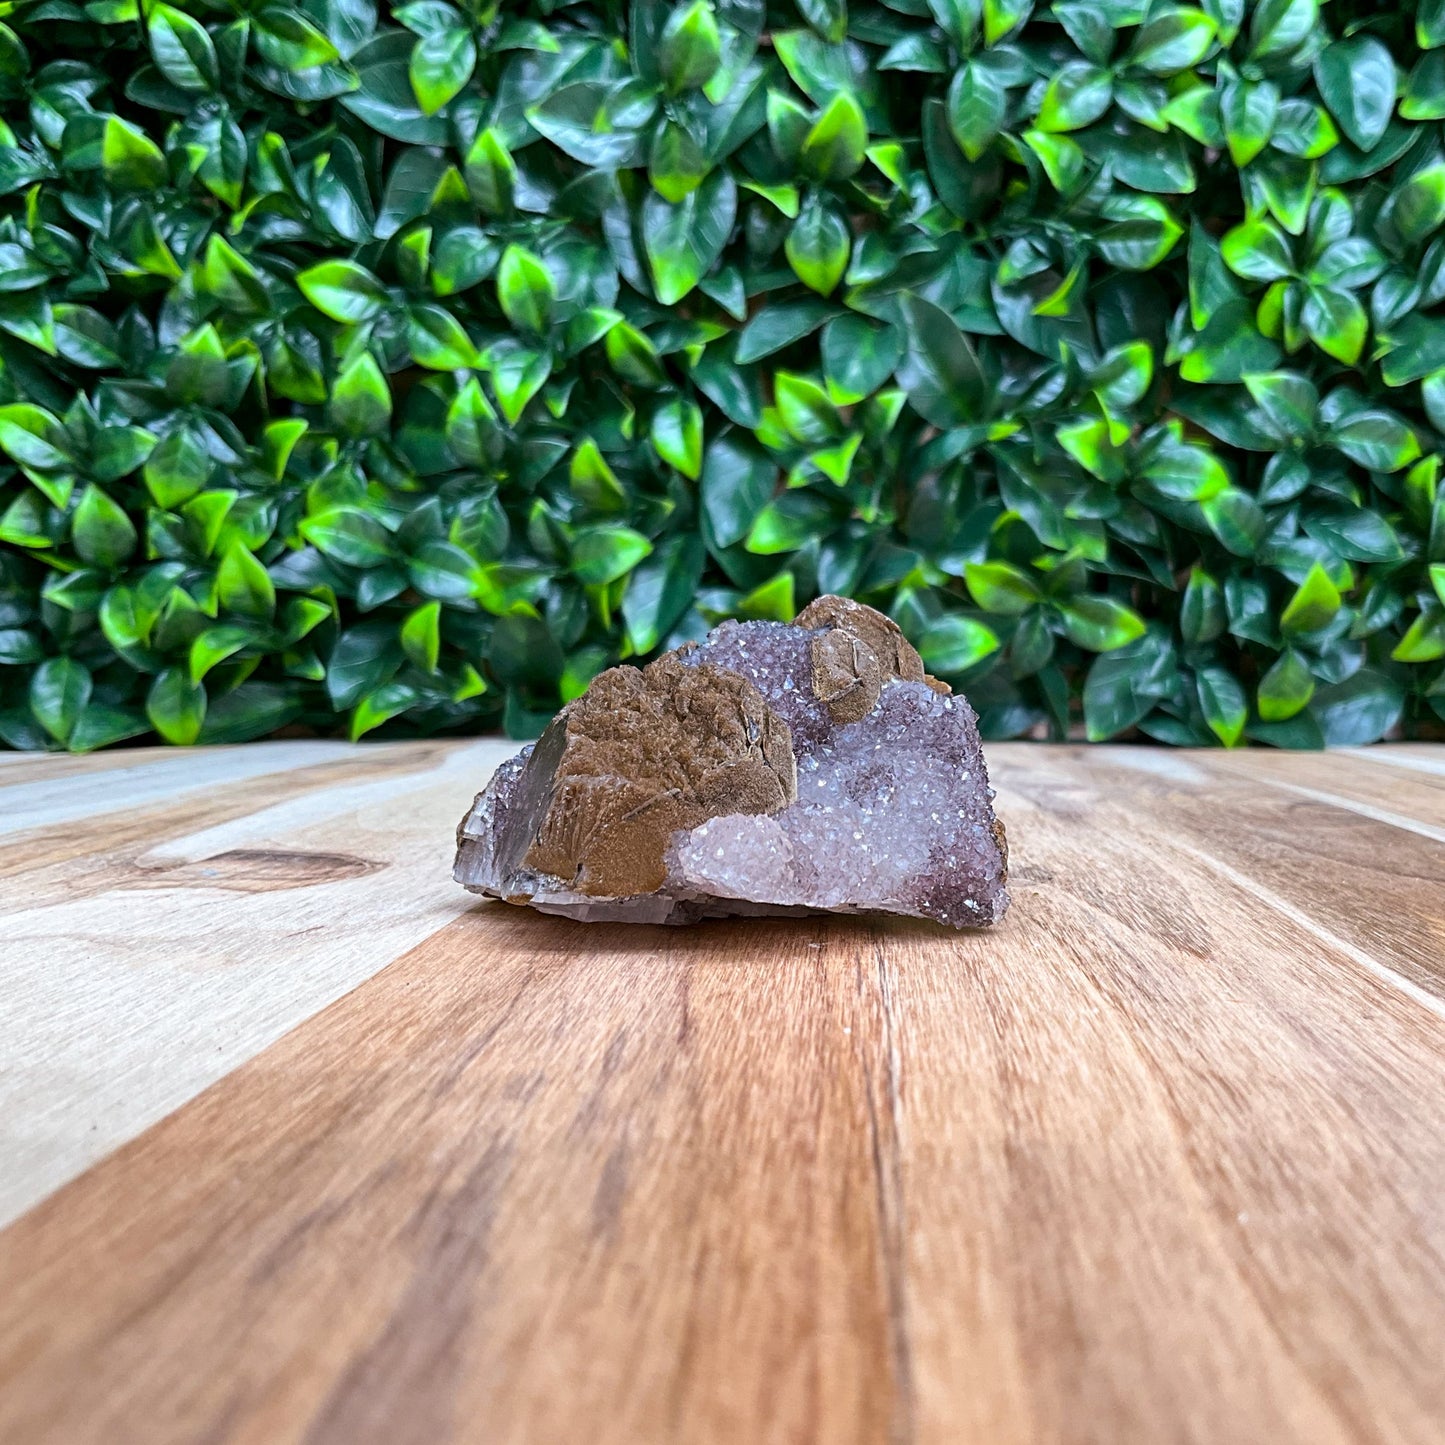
[454,596,1009,928]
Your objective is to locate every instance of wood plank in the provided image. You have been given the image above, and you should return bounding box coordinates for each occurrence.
[0,738,461,895]
[0,737,513,1226]
[0,911,903,1445]
[908,754,1445,1444]
[0,744,1441,1445]
[1029,748,1445,1005]
[1209,747,1445,834]
[1350,743,1445,776]
[0,740,369,838]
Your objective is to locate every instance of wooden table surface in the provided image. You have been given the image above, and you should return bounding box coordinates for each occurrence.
[1,739,1443,1445]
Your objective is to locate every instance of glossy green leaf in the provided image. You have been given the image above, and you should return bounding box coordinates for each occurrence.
[1391,606,1445,662]
[301,508,396,567]
[1131,9,1217,75]
[1420,0,1445,48]
[298,260,389,324]
[148,4,219,92]
[0,404,68,469]
[1312,669,1404,746]
[1095,197,1184,272]
[1197,665,1247,746]
[1256,649,1314,720]
[622,534,704,654]
[1314,38,1395,152]
[701,435,775,547]
[774,372,839,445]
[217,543,276,619]
[409,26,475,115]
[1390,163,1445,243]
[878,35,949,72]
[644,170,737,305]
[650,397,704,479]
[658,0,722,94]
[797,0,848,43]
[1036,62,1113,133]
[1244,371,1317,435]
[1180,568,1226,644]
[401,601,442,672]
[745,492,834,554]
[1280,562,1341,634]
[572,525,653,585]
[1247,0,1317,62]
[351,681,421,741]
[1202,487,1266,556]
[328,353,393,438]
[490,342,551,423]
[947,59,1007,161]
[1404,54,1445,120]
[1328,409,1421,472]
[71,485,137,568]
[1220,218,1294,281]
[736,571,796,622]
[1082,633,1178,740]
[1059,596,1147,651]
[254,8,339,70]
[894,296,986,428]
[799,92,868,180]
[822,315,902,405]
[605,323,666,388]
[407,304,482,369]
[464,129,516,215]
[736,299,831,365]
[1302,286,1366,364]
[30,657,92,744]
[496,246,554,335]
[785,197,850,296]
[1303,504,1402,563]
[1177,299,1281,382]
[146,667,206,744]
[649,120,710,202]
[918,615,1001,672]
[325,624,400,710]
[102,117,166,190]
[965,561,1040,615]
[570,438,628,513]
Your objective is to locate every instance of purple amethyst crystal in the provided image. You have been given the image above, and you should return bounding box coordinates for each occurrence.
[454,596,1009,928]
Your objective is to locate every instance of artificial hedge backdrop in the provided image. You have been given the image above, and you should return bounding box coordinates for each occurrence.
[1,0,1444,749]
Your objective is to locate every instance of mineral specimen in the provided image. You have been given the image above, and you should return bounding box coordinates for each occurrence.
[454,596,1009,928]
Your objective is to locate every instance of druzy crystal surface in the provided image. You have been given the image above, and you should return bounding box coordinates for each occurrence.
[454,596,1009,928]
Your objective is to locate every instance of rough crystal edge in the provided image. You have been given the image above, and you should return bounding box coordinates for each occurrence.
[455,768,1010,931]
[453,599,1010,931]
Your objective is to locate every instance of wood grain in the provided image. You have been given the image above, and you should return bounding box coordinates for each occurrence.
[1058,748,1445,1004]
[0,737,514,1224]
[0,741,1443,1445]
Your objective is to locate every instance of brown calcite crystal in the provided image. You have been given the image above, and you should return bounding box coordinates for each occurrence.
[455,597,1010,928]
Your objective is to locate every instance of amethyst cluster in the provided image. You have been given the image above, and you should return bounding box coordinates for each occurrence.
[454,596,1009,929]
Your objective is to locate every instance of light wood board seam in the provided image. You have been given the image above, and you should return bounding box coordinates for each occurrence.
[865,934,915,1445]
[0,742,374,840]
[1174,840,1445,1024]
[1340,748,1445,779]
[0,739,513,1229]
[1205,766,1445,849]
[0,748,463,902]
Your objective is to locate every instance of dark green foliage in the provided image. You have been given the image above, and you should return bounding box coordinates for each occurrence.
[0,0,1443,751]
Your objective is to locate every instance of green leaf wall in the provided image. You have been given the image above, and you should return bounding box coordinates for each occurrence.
[0,0,1443,750]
